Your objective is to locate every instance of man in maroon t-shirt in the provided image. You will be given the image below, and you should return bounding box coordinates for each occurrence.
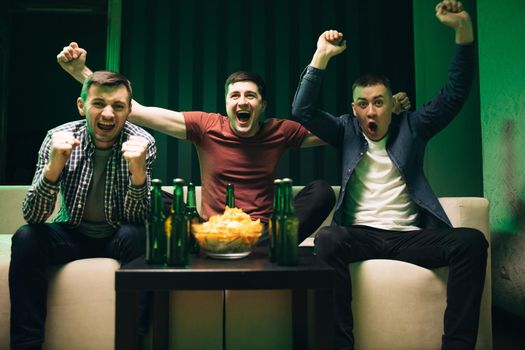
[57,43,410,242]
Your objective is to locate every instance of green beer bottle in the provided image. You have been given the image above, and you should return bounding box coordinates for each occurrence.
[225,183,235,208]
[146,179,167,265]
[166,178,189,266]
[268,179,283,262]
[186,182,202,254]
[278,178,298,266]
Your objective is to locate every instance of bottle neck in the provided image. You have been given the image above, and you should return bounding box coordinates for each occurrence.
[151,185,164,215]
[283,184,294,214]
[187,186,197,209]
[226,186,235,208]
[173,185,185,214]
[273,185,282,212]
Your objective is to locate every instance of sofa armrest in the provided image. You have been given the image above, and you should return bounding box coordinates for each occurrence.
[439,197,492,350]
[0,186,61,235]
[438,197,490,240]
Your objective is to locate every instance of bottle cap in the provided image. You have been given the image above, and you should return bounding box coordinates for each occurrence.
[173,178,185,185]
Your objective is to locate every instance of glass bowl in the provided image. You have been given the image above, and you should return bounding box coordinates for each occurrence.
[193,231,262,259]
[192,207,264,259]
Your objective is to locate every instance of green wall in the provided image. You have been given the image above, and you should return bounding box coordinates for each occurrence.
[477,0,525,318]
[413,0,483,197]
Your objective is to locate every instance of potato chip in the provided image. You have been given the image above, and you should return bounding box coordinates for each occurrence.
[192,207,263,254]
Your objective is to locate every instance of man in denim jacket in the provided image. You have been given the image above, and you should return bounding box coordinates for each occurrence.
[291,1,488,349]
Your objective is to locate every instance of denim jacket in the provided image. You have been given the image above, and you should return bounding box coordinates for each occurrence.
[291,44,475,229]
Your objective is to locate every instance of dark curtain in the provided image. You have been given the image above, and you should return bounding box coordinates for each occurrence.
[120,0,415,185]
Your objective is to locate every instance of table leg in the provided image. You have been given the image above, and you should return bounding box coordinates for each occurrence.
[116,290,140,350]
[292,288,308,350]
[313,288,334,350]
[151,290,170,349]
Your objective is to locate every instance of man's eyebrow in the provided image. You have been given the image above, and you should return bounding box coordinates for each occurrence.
[356,95,385,101]
[229,90,258,96]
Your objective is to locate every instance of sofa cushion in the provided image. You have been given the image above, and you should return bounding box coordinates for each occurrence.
[0,234,119,350]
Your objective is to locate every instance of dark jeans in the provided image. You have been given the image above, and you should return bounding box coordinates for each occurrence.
[294,179,336,243]
[9,223,145,350]
[315,225,489,350]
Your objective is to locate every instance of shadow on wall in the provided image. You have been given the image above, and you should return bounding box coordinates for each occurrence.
[491,119,525,320]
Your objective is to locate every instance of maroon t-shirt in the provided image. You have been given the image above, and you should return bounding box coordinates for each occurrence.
[184,112,308,223]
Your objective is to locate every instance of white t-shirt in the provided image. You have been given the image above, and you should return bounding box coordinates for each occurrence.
[343,134,420,231]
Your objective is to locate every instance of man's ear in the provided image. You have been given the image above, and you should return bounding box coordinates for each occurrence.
[77,97,85,116]
[351,102,357,117]
[262,100,267,112]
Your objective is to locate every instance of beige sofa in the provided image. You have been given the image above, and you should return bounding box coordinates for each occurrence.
[0,185,492,350]
[350,197,492,350]
[0,186,119,350]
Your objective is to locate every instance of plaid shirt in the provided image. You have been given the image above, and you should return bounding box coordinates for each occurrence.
[23,120,156,228]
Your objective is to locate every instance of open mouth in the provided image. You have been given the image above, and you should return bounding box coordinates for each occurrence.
[236,111,251,123]
[368,121,378,133]
[97,122,115,131]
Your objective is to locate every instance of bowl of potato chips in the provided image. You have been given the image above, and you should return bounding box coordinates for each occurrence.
[192,207,264,259]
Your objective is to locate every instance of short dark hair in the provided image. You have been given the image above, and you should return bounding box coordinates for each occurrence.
[352,74,392,101]
[81,70,133,105]
[224,71,267,101]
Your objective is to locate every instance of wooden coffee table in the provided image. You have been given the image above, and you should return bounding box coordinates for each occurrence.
[115,246,335,350]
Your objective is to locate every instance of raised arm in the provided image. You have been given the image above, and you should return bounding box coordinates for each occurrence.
[57,42,188,140]
[435,0,473,44]
[290,30,349,147]
[413,0,475,140]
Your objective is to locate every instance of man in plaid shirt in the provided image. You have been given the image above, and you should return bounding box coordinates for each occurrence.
[9,70,156,350]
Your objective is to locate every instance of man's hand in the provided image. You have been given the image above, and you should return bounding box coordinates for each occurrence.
[310,30,347,70]
[392,92,411,115]
[122,136,149,186]
[56,42,92,83]
[316,30,347,59]
[435,0,473,44]
[45,131,81,183]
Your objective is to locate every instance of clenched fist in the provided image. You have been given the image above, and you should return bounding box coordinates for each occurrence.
[393,92,411,114]
[122,135,149,186]
[56,42,91,83]
[45,131,81,183]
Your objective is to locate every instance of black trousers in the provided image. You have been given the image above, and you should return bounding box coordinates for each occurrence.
[315,225,489,350]
[294,179,336,243]
[9,223,145,350]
